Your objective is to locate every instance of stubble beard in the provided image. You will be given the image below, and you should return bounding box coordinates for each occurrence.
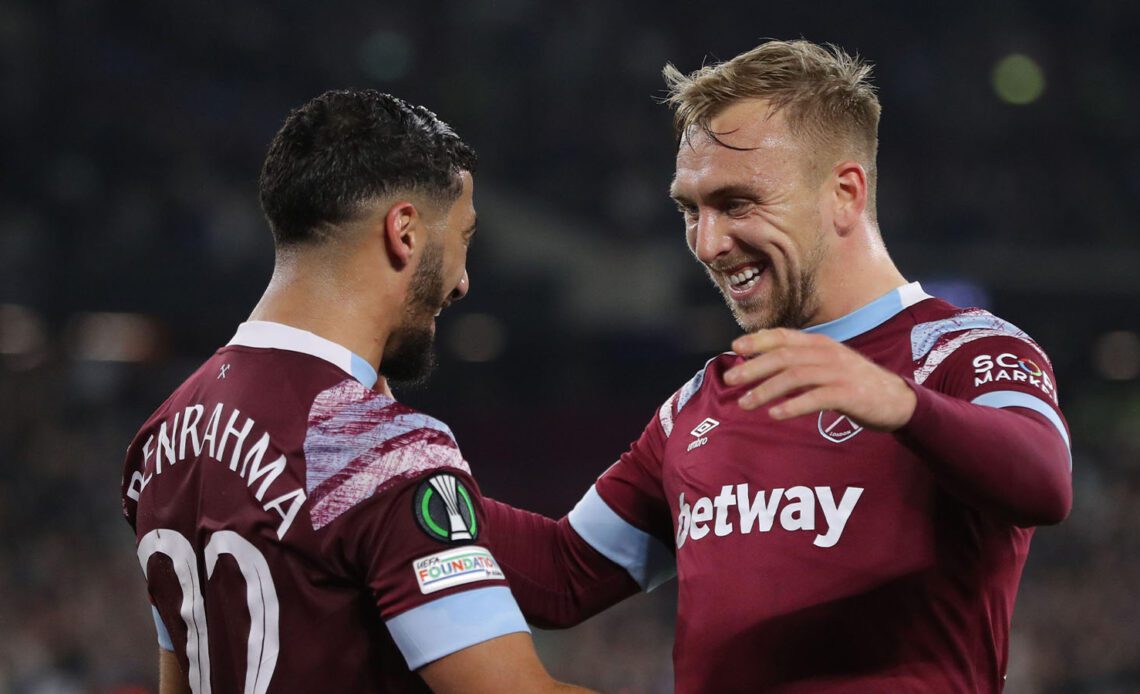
[380,240,444,386]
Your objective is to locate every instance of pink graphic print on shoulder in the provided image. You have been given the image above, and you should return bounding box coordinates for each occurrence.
[304,379,470,530]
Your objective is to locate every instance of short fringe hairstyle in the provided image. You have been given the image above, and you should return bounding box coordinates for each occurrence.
[663,39,881,205]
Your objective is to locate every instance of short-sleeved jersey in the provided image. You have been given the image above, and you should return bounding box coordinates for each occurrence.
[122,321,528,693]
[566,283,1070,693]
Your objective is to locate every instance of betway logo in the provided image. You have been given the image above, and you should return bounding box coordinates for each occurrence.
[676,484,863,549]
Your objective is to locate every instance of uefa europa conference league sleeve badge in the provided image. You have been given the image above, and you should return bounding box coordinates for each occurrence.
[414,473,478,543]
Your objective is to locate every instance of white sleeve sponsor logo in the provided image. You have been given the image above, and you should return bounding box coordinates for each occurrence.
[972,352,1057,402]
[676,484,863,550]
[413,546,504,595]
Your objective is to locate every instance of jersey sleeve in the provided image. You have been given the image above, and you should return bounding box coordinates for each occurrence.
[151,604,174,651]
[340,469,527,669]
[563,365,712,592]
[480,397,680,630]
[123,423,179,652]
[303,383,527,670]
[912,314,1069,459]
[899,312,1072,525]
[567,420,675,590]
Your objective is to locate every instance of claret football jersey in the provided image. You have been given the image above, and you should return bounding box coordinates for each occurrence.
[566,283,1070,693]
[122,321,528,693]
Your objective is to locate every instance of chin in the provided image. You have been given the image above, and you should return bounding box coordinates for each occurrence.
[726,299,771,333]
[381,324,438,385]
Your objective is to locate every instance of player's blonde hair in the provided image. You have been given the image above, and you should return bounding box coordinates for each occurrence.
[663,39,881,214]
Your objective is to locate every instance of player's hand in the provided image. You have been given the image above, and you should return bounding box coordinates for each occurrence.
[724,328,917,432]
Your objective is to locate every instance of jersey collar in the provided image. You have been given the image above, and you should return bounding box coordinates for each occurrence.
[227,321,379,389]
[802,282,930,343]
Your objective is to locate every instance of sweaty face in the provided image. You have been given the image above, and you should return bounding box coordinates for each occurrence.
[671,100,828,332]
[381,173,476,384]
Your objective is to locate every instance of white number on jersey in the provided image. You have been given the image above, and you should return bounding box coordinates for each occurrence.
[137,529,280,694]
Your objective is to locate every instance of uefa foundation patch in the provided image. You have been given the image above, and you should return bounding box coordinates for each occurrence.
[413,546,504,594]
[414,473,478,543]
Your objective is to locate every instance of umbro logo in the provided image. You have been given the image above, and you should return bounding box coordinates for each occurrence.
[687,418,719,452]
[691,418,720,437]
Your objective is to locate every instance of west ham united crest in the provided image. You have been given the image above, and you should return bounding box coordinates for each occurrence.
[414,473,478,543]
[818,411,864,443]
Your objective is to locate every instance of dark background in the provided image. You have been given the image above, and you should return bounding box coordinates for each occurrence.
[1,1,1138,692]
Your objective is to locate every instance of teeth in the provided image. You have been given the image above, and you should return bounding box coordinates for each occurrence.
[728,266,761,287]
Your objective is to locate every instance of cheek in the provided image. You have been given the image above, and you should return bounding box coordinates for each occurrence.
[454,247,470,275]
[762,210,812,258]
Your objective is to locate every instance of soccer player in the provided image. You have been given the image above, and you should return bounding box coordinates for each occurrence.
[483,40,1072,692]
[121,90,591,693]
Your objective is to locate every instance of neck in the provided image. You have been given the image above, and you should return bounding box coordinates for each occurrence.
[809,225,907,326]
[248,255,393,371]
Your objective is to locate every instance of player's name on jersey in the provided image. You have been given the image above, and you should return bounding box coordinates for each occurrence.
[124,402,306,539]
[676,484,863,550]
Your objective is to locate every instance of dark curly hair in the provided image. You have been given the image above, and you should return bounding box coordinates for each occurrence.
[258,89,478,246]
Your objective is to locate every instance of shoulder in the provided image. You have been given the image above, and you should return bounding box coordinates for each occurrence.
[907,302,1048,383]
[304,379,470,531]
[657,353,736,437]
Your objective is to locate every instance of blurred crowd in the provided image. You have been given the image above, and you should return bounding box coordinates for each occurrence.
[2,1,1138,692]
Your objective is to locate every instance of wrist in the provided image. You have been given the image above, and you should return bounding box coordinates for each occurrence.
[888,376,920,432]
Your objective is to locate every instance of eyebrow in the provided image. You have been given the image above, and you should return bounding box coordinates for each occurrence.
[670,183,761,205]
[668,178,686,202]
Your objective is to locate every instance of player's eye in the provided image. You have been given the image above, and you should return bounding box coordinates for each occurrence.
[675,202,699,222]
[725,199,753,217]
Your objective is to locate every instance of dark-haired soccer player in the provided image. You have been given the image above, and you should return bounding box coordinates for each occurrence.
[122,90,591,693]
[484,40,1072,692]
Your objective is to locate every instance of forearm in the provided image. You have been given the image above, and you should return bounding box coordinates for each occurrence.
[897,381,1071,526]
[159,649,190,694]
[483,499,638,628]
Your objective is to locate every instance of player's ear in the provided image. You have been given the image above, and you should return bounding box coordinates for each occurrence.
[383,201,419,269]
[831,161,868,235]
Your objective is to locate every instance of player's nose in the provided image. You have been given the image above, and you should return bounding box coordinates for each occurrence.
[693,213,733,264]
[449,269,470,302]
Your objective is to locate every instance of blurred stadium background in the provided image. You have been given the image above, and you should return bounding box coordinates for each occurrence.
[2,1,1138,692]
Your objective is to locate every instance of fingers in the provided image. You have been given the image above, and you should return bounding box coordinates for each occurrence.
[732,328,824,357]
[738,365,833,411]
[769,386,841,420]
[728,329,852,421]
[724,345,831,388]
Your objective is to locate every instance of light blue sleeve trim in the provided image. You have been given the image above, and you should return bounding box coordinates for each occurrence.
[567,485,676,591]
[386,586,530,670]
[152,605,174,651]
[971,390,1072,469]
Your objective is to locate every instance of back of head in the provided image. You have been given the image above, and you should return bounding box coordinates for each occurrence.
[258,89,478,247]
[663,39,881,215]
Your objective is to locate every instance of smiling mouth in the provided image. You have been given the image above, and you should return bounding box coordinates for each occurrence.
[723,260,770,295]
